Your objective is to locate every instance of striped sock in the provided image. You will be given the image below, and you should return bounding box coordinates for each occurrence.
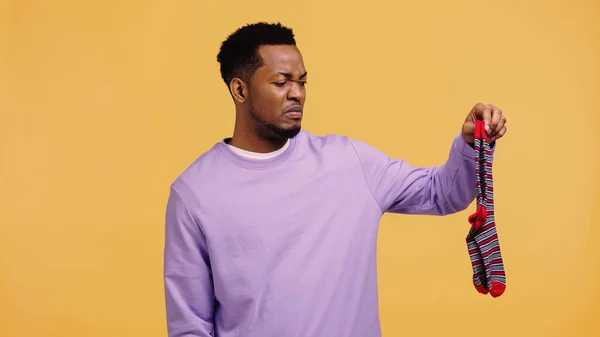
[467,223,488,294]
[466,122,489,295]
[467,120,506,297]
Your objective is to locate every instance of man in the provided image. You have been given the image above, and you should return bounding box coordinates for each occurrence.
[163,22,507,337]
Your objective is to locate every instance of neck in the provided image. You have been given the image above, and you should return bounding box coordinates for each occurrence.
[229,123,288,153]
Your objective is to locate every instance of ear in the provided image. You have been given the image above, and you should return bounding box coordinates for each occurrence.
[230,78,248,104]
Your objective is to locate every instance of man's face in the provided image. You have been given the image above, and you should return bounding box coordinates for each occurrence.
[246,44,307,140]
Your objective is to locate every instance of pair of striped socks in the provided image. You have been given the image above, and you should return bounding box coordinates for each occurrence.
[466,120,506,297]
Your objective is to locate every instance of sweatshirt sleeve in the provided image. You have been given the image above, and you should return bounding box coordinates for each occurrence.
[164,184,215,337]
[350,133,491,215]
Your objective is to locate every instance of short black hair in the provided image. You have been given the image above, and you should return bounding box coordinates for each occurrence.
[217,22,296,86]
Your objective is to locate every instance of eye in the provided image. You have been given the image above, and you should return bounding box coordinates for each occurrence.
[299,81,307,87]
[274,82,286,87]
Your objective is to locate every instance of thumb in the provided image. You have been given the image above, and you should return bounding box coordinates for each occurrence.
[462,121,475,143]
[471,103,492,133]
[462,120,475,135]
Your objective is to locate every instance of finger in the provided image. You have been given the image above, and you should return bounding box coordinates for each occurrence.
[489,107,502,135]
[493,114,506,136]
[489,126,507,143]
[496,125,507,139]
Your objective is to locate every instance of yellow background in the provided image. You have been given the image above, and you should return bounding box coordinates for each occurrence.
[1,0,599,336]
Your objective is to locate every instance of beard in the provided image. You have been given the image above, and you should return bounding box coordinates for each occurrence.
[248,99,301,140]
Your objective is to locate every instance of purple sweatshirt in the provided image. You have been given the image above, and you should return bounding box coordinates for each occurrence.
[164,130,485,337]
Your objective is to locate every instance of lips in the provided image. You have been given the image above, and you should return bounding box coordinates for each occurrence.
[284,105,303,119]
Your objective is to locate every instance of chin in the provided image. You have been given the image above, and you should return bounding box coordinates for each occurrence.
[266,123,301,139]
[279,125,302,139]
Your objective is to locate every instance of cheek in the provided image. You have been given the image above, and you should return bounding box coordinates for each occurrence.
[253,89,287,116]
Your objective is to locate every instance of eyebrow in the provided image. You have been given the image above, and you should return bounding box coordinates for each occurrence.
[276,71,308,79]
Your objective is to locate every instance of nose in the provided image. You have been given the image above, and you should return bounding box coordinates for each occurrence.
[287,81,305,102]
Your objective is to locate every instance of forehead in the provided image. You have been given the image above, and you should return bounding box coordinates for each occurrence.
[256,45,306,77]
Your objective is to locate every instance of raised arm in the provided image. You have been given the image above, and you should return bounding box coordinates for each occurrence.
[350,103,507,216]
[164,184,215,337]
[351,133,484,215]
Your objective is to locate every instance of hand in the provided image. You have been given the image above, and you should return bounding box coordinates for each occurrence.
[462,103,507,144]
